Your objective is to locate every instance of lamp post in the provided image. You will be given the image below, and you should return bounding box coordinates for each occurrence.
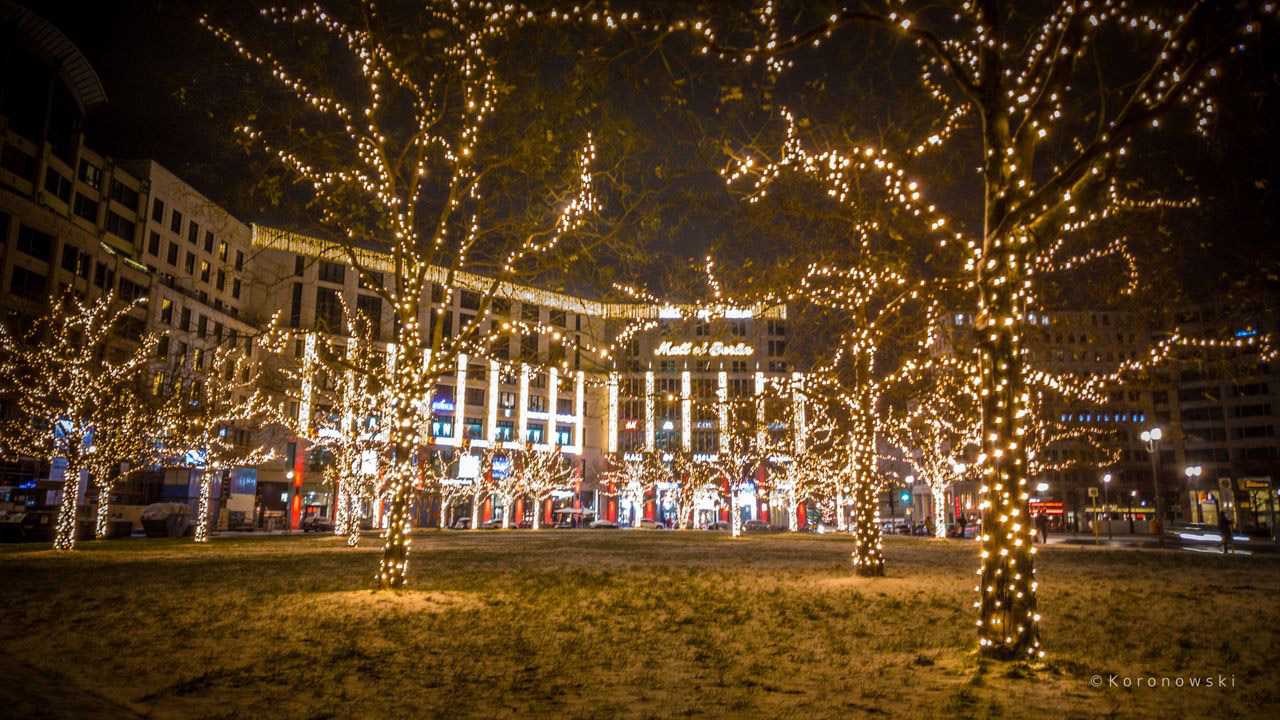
[1185,465,1203,524]
[1102,473,1112,541]
[1140,427,1165,547]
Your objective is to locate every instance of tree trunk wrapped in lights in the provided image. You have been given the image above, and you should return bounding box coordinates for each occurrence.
[0,292,159,551]
[514,443,572,530]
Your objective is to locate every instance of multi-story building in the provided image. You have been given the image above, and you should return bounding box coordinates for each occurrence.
[934,308,1279,535]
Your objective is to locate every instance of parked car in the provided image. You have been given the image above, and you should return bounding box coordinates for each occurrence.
[637,518,665,530]
[451,517,472,530]
[480,518,504,529]
[301,514,332,533]
[587,519,619,529]
[704,520,731,531]
[743,519,770,532]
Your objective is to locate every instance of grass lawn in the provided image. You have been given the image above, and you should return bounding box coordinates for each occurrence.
[0,531,1277,719]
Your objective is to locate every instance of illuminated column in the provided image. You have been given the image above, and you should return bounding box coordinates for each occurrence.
[717,370,728,453]
[450,354,466,447]
[487,359,499,446]
[606,372,619,454]
[755,371,766,448]
[547,366,558,450]
[644,370,655,451]
[574,370,585,454]
[518,363,530,445]
[292,332,317,530]
[792,372,806,455]
[680,370,692,452]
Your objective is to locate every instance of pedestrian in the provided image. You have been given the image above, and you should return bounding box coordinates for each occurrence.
[1218,508,1234,555]
[1036,512,1049,544]
[957,513,967,539]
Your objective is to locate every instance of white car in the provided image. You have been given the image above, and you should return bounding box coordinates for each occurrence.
[637,518,665,529]
[588,519,620,529]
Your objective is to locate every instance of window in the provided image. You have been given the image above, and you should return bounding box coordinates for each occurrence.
[730,360,748,373]
[557,397,573,416]
[72,193,98,223]
[358,270,383,290]
[166,242,178,266]
[460,289,481,310]
[528,394,547,413]
[521,333,538,360]
[232,278,242,300]
[550,309,566,327]
[16,225,53,263]
[356,294,382,339]
[315,286,343,333]
[289,282,303,328]
[187,221,200,245]
[200,259,211,283]
[93,262,114,290]
[152,198,166,222]
[217,240,228,261]
[184,252,195,275]
[197,314,209,338]
[464,387,485,407]
[43,167,71,202]
[318,260,345,284]
[1,142,36,180]
[119,277,145,302]
[234,250,244,271]
[555,425,573,446]
[105,211,135,240]
[294,255,306,276]
[60,244,79,273]
[108,179,139,210]
[431,417,454,438]
[729,320,747,337]
[768,340,786,357]
[9,265,46,300]
[160,298,174,324]
[147,231,161,256]
[495,421,515,441]
[463,417,483,439]
[77,159,102,189]
[522,303,540,323]
[170,209,183,234]
[768,319,786,336]
[179,307,191,332]
[216,269,226,291]
[526,423,545,444]
[201,231,212,253]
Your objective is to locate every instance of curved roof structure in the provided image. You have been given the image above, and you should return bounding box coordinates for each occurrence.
[1,1,107,112]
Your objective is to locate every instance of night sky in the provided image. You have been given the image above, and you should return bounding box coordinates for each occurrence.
[20,0,1280,305]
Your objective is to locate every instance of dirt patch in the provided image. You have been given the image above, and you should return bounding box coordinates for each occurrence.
[302,589,481,614]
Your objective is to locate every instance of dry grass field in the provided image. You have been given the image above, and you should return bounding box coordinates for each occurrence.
[0,530,1276,719]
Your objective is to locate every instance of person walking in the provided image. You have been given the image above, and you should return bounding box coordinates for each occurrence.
[1218,508,1235,555]
[957,513,967,539]
[1036,512,1050,544]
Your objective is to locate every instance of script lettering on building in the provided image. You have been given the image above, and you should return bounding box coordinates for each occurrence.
[653,340,754,357]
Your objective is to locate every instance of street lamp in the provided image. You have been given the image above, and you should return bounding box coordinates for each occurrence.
[1185,465,1203,523]
[1140,427,1165,546]
[1102,473,1112,541]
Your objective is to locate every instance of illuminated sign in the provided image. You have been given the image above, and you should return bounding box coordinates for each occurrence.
[491,456,511,479]
[623,419,639,431]
[654,340,754,357]
[431,396,455,415]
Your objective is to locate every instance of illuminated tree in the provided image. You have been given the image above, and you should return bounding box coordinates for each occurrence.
[85,388,170,540]
[675,0,1276,659]
[602,451,663,527]
[513,443,573,529]
[0,292,158,550]
[669,451,717,530]
[158,339,280,543]
[201,2,645,588]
